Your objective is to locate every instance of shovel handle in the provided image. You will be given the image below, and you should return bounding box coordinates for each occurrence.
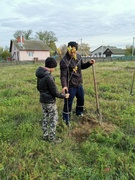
[92,64,99,110]
[92,64,102,124]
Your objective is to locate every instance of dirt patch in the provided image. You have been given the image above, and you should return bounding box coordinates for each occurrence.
[70,116,118,142]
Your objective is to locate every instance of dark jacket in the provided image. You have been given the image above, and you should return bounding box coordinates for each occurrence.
[36,67,66,104]
[60,53,92,88]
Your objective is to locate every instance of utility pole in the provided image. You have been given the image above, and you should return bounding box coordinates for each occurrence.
[80,39,82,55]
[132,37,135,57]
[77,39,82,55]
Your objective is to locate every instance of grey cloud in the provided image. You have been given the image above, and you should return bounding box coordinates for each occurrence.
[0,0,135,48]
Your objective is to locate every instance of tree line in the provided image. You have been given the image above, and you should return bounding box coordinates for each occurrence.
[0,29,134,61]
[13,29,91,56]
[13,29,57,52]
[0,29,91,60]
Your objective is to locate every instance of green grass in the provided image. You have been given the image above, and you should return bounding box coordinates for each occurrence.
[0,61,135,179]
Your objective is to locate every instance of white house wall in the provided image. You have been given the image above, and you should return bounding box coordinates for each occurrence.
[19,51,50,61]
[91,46,106,57]
[111,54,125,57]
[11,43,20,60]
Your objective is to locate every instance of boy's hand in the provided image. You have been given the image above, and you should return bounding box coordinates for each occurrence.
[62,87,68,93]
[65,93,70,99]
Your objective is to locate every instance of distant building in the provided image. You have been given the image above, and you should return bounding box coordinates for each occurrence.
[103,48,125,57]
[91,45,117,57]
[9,36,50,61]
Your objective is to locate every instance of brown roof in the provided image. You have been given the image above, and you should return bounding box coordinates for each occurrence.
[91,45,117,53]
[103,48,125,55]
[10,40,50,51]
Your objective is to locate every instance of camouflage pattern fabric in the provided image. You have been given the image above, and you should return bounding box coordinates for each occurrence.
[41,103,58,140]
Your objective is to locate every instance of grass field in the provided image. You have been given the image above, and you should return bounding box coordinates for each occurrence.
[0,60,135,179]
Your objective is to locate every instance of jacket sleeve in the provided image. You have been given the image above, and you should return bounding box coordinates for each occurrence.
[81,58,92,69]
[60,59,68,88]
[46,75,65,99]
[37,78,40,91]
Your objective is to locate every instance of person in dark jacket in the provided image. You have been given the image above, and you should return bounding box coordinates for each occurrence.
[36,57,69,143]
[60,41,95,126]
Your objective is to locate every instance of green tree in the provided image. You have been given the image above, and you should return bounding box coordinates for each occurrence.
[0,46,3,54]
[35,30,58,51]
[125,45,135,55]
[0,47,11,60]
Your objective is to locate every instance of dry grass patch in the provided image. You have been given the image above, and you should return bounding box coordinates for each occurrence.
[70,116,118,142]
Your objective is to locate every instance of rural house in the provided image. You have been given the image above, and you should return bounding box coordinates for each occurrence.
[91,45,117,57]
[103,48,125,58]
[9,36,50,61]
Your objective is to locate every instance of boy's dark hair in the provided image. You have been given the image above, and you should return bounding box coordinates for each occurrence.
[45,57,57,68]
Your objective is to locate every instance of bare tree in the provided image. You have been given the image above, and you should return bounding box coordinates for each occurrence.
[13,29,33,40]
[78,43,90,56]
[13,30,24,39]
[23,30,33,40]
[59,44,67,56]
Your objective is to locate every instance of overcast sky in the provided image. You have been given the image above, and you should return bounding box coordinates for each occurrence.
[0,0,135,50]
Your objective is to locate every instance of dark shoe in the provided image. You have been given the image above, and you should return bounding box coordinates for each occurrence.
[77,113,84,117]
[66,122,71,127]
[49,137,62,144]
[65,120,71,127]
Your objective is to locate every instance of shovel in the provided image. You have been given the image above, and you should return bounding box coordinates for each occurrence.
[92,64,102,124]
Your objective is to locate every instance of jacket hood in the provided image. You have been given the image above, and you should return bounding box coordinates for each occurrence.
[36,67,50,78]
